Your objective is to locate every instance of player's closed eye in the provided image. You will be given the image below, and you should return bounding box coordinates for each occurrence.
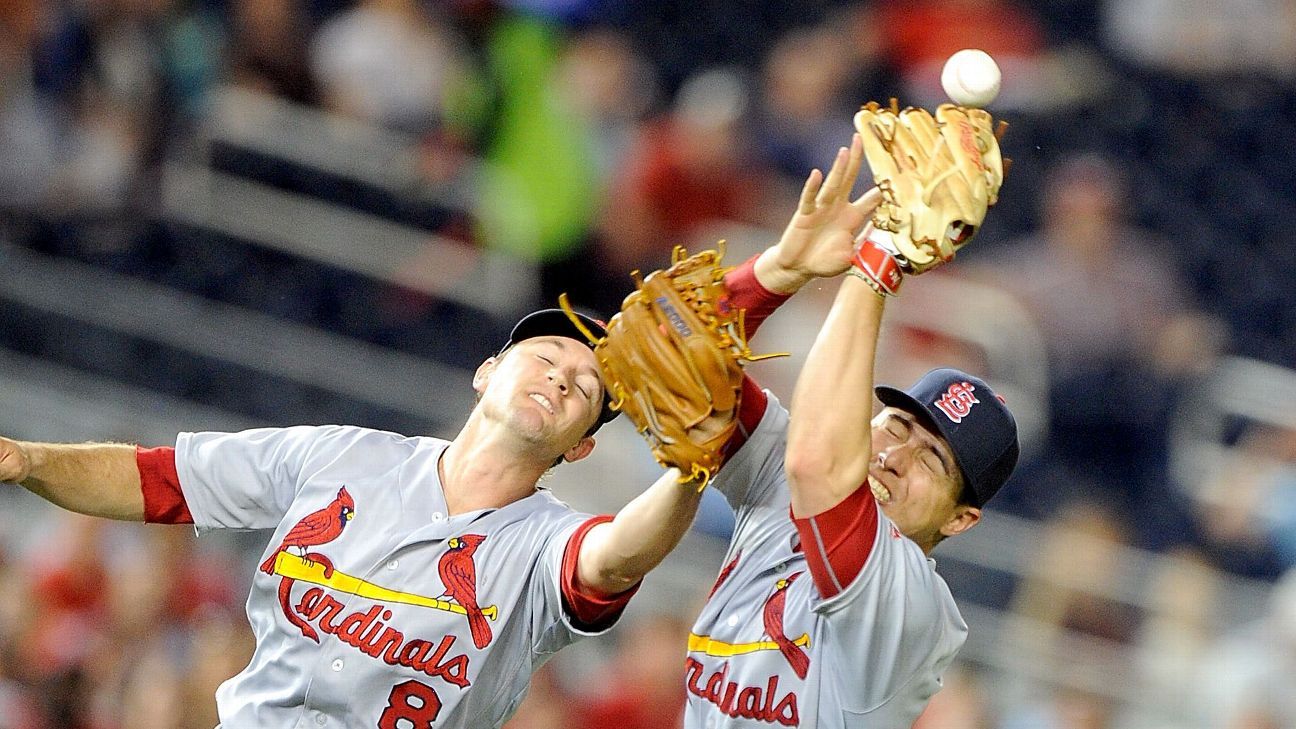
[884,416,910,440]
[919,449,946,476]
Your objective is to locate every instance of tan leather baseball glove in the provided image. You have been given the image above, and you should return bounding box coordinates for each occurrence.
[560,246,771,488]
[854,101,1007,275]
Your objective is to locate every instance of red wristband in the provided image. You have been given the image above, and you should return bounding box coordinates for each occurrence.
[851,235,903,296]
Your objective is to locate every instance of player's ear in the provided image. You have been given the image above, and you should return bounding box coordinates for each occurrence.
[473,357,498,395]
[940,505,981,538]
[561,436,595,464]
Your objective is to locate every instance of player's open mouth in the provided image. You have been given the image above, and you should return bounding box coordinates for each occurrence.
[868,475,892,504]
[529,393,555,414]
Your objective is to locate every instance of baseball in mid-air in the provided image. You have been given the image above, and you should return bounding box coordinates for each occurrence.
[941,49,1001,108]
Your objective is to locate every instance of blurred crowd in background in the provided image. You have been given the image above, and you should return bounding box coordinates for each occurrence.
[1,0,1296,727]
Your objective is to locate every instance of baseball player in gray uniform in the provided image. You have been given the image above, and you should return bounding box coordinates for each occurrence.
[0,137,878,727]
[686,152,1020,725]
[1,309,704,728]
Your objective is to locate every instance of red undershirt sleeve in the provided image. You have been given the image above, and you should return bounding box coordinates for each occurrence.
[721,375,769,461]
[718,253,785,459]
[792,484,880,599]
[724,255,881,598]
[560,515,641,630]
[722,253,792,337]
[136,446,194,525]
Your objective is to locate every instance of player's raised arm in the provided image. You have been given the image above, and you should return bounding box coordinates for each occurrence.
[0,437,144,520]
[784,270,886,518]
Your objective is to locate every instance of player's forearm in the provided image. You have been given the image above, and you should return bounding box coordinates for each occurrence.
[785,276,885,517]
[576,469,705,594]
[6,440,145,521]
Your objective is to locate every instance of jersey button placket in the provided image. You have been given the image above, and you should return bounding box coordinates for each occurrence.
[330,658,344,672]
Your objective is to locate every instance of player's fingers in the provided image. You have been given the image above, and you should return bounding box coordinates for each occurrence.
[840,134,864,201]
[799,168,823,215]
[851,186,884,218]
[816,146,849,206]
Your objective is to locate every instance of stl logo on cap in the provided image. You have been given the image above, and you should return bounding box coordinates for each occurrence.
[934,381,979,423]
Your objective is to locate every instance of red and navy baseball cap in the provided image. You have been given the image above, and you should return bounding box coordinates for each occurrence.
[504,309,619,426]
[875,368,1019,507]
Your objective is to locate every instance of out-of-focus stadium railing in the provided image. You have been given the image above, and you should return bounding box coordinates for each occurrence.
[166,85,538,319]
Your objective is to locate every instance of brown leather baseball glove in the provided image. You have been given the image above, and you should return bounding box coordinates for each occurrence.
[560,246,771,487]
[854,101,1007,274]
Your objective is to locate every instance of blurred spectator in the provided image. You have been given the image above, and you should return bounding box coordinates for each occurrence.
[1194,421,1296,577]
[10,514,247,727]
[13,0,174,266]
[1130,547,1223,726]
[755,25,859,186]
[554,28,660,181]
[182,609,256,729]
[1202,568,1296,729]
[1004,502,1139,685]
[999,686,1117,729]
[573,613,688,729]
[0,0,56,213]
[226,0,318,105]
[1104,0,1296,77]
[0,548,42,728]
[117,640,184,729]
[311,0,467,133]
[448,5,604,311]
[26,515,111,677]
[974,155,1219,542]
[501,663,576,729]
[912,663,992,729]
[595,65,772,299]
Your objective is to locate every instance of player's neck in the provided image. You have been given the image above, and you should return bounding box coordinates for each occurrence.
[438,428,549,515]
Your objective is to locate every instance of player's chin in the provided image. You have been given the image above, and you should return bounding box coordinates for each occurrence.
[505,407,550,441]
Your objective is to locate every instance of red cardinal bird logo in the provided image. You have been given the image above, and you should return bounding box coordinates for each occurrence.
[260,486,356,575]
[438,534,492,649]
[262,487,355,643]
[762,572,809,679]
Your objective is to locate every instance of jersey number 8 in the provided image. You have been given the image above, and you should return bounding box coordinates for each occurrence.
[378,679,443,728]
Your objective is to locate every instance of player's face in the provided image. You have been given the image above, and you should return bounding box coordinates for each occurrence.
[868,407,977,551]
[478,336,604,452]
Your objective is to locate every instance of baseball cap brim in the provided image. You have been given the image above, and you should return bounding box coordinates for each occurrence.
[505,309,618,425]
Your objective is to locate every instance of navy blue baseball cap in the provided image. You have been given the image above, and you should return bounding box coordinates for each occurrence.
[504,309,619,426]
[875,368,1019,507]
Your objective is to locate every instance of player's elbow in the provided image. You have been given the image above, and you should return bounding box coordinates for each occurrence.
[785,436,868,499]
[784,439,840,488]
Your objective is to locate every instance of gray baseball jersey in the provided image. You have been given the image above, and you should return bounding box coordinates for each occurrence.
[168,424,625,728]
[684,393,968,728]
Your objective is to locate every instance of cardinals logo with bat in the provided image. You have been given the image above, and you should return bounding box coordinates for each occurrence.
[263,489,497,652]
[684,572,809,725]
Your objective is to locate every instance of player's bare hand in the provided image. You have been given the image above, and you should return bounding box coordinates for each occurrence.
[772,134,881,281]
[0,438,31,484]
